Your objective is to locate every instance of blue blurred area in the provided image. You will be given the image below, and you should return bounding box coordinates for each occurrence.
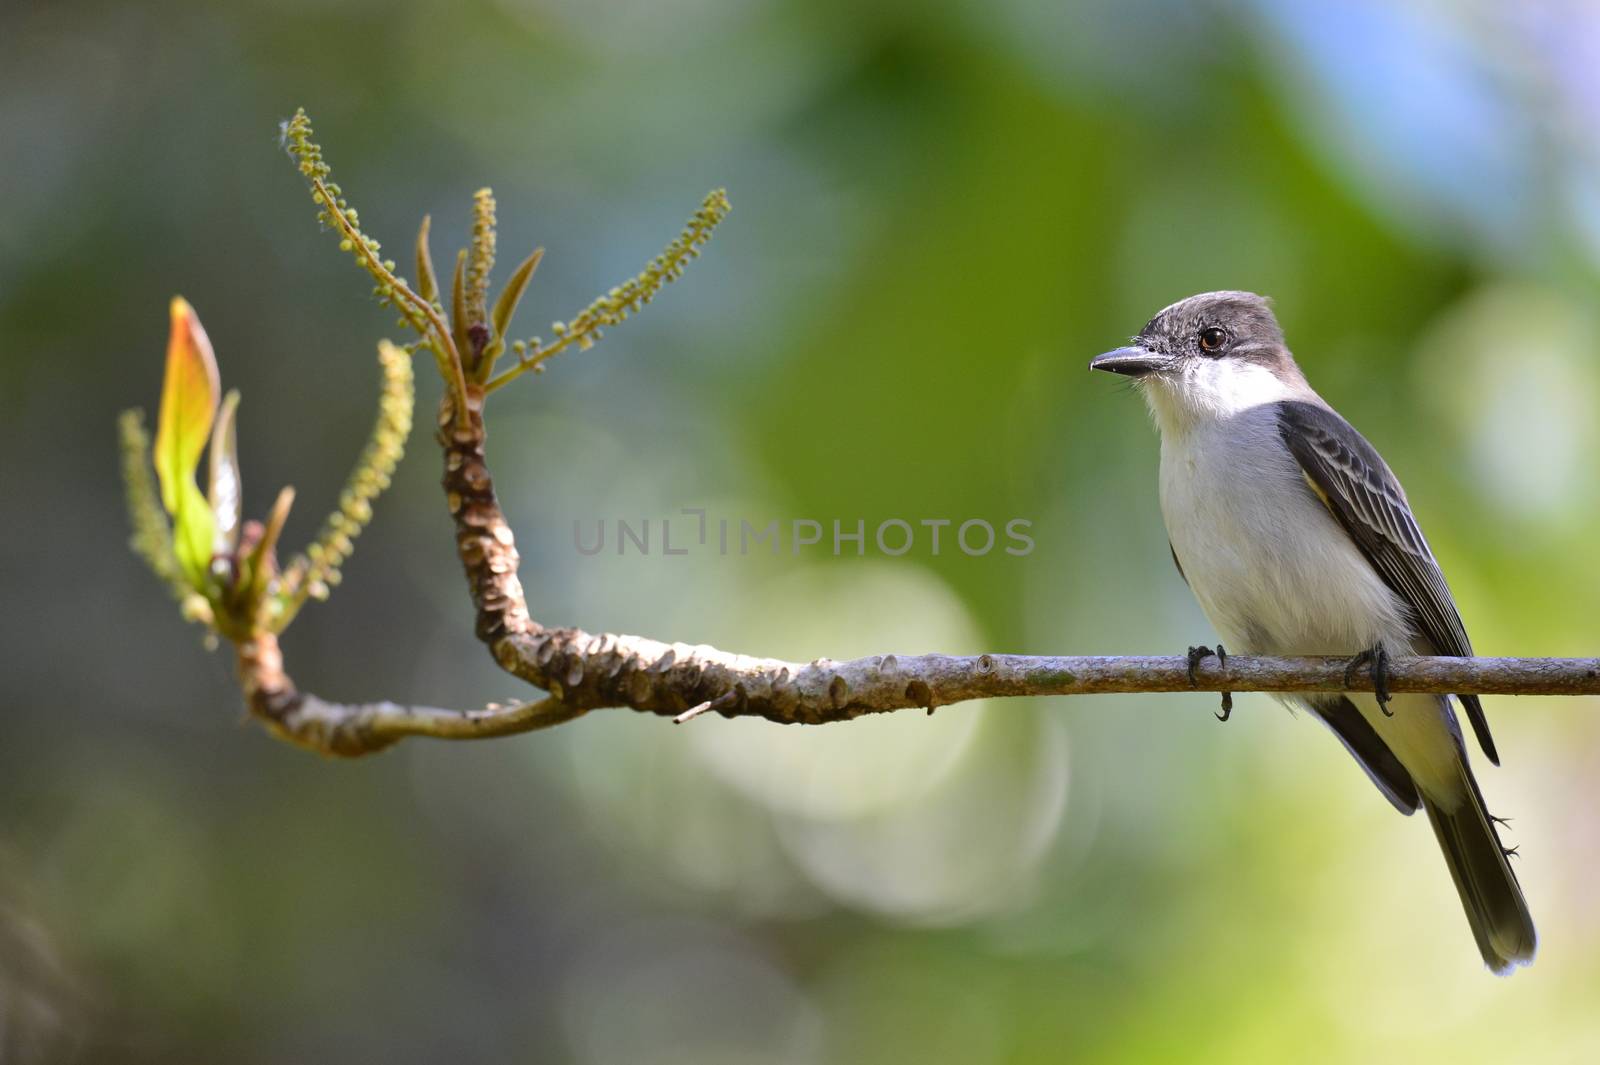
[3,0,1599,1061]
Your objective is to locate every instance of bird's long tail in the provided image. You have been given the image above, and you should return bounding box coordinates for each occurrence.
[1421,765,1537,974]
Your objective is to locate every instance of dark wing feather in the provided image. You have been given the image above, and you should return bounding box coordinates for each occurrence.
[1277,400,1498,765]
[1306,695,1420,813]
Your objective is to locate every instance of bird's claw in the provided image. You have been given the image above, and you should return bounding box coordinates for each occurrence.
[1186,644,1230,721]
[1342,649,1370,690]
[1344,644,1393,715]
[1186,644,1226,685]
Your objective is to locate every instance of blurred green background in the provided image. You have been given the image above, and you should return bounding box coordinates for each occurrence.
[4,0,1600,1061]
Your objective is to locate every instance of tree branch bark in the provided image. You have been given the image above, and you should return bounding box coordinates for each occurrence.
[228,385,1600,757]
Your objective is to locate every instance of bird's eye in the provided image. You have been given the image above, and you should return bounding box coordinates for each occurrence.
[1198,326,1227,353]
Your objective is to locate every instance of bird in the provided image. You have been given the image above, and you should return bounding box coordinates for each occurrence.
[1089,291,1535,973]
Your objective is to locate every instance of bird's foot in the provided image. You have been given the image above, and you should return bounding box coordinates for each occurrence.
[1186,644,1226,685]
[1185,644,1231,721]
[1344,644,1392,715]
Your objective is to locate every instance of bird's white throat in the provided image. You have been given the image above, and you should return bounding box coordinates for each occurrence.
[1141,357,1304,437]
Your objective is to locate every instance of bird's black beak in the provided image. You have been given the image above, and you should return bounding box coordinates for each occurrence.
[1089,345,1166,378]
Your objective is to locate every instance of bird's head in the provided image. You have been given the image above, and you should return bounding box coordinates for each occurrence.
[1090,291,1311,429]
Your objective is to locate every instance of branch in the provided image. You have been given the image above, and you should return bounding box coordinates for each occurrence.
[235,631,585,756]
[228,382,1600,757]
[235,627,1599,756]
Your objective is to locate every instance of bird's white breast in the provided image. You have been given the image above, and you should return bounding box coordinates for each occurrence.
[1155,402,1412,657]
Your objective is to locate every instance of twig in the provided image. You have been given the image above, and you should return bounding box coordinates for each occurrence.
[675,689,741,725]
[235,632,584,756]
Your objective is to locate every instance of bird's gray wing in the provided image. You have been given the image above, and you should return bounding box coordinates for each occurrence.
[1277,400,1498,765]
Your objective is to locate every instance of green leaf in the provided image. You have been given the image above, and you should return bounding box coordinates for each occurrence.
[491,248,543,346]
[154,297,220,587]
[208,389,242,554]
[451,248,469,358]
[252,485,296,626]
[416,214,439,305]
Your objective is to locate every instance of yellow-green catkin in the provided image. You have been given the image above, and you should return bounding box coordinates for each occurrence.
[554,188,729,351]
[120,409,215,624]
[276,341,415,625]
[467,188,498,328]
[282,108,432,338]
